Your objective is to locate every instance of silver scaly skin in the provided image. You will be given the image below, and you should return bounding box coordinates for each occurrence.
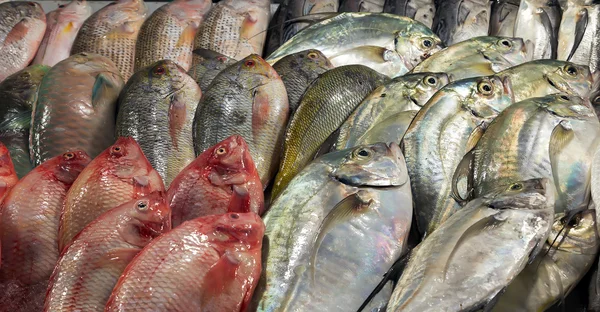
[383,0,436,28]
[432,0,492,46]
[514,0,562,60]
[557,0,600,73]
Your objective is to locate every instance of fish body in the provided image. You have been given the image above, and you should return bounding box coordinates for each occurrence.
[272,49,334,117]
[334,72,449,151]
[0,1,46,82]
[271,65,388,200]
[403,75,514,236]
[0,65,49,177]
[168,135,264,227]
[411,36,533,80]
[193,54,288,188]
[44,193,171,312]
[58,137,165,252]
[31,53,124,166]
[489,0,521,37]
[71,0,148,80]
[188,48,237,92]
[0,143,18,199]
[386,178,556,311]
[557,0,600,73]
[432,0,492,46]
[33,0,91,67]
[384,0,435,27]
[266,12,443,78]
[116,60,201,187]
[252,142,412,312]
[339,0,385,12]
[514,0,562,59]
[193,0,270,60]
[354,110,419,148]
[134,0,211,72]
[105,212,264,311]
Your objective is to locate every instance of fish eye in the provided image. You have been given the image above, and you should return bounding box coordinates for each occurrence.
[477,81,494,95]
[230,214,239,219]
[594,95,600,104]
[499,39,512,48]
[509,183,523,191]
[421,38,433,49]
[560,95,570,101]
[58,4,65,7]
[111,145,124,156]
[153,65,166,76]
[136,201,148,211]
[353,147,372,159]
[307,52,318,59]
[564,65,578,76]
[424,76,437,86]
[215,147,227,155]
[63,152,75,160]
[245,60,255,67]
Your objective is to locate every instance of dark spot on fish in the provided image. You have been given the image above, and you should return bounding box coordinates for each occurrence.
[424,15,428,18]
[380,93,387,98]
[560,95,570,101]
[233,110,246,125]
[566,65,578,76]
[358,149,369,157]
[230,214,239,219]
[423,39,432,48]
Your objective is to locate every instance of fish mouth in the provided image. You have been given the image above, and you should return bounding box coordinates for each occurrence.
[545,74,578,95]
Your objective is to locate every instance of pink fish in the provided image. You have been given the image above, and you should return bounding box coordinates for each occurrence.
[0,142,19,200]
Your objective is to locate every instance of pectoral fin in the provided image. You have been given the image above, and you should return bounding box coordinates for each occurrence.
[549,120,574,209]
[568,8,588,61]
[92,73,118,107]
[199,252,241,309]
[0,111,31,132]
[176,23,198,47]
[538,8,558,59]
[452,149,475,205]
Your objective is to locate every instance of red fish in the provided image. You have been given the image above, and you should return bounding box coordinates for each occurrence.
[105,212,264,311]
[44,192,171,311]
[167,135,264,227]
[58,137,165,252]
[0,143,19,199]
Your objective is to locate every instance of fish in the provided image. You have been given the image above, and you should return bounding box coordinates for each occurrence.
[386,178,556,311]
[339,0,385,12]
[0,151,90,308]
[43,192,171,312]
[383,0,436,28]
[334,72,450,151]
[0,143,18,199]
[193,0,270,60]
[493,209,599,312]
[33,0,91,67]
[432,0,492,46]
[411,36,533,80]
[193,54,288,188]
[271,65,388,200]
[168,135,263,227]
[71,0,148,81]
[489,0,521,37]
[30,53,124,166]
[134,0,212,72]
[557,0,600,73]
[187,48,237,92]
[116,60,202,187]
[353,110,419,148]
[266,12,444,78]
[497,60,595,102]
[58,137,165,252]
[0,65,49,178]
[251,142,412,311]
[105,212,264,311]
[0,1,46,82]
[403,75,514,236]
[463,94,600,213]
[514,0,562,60]
[272,49,334,117]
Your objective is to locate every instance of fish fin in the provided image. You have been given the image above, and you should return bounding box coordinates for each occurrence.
[228,184,251,213]
[466,122,486,152]
[176,23,198,48]
[168,93,187,151]
[538,8,558,59]
[315,128,340,159]
[283,12,340,27]
[92,73,117,108]
[251,88,270,138]
[199,251,241,308]
[2,18,30,47]
[451,149,475,206]
[59,22,74,39]
[310,191,374,284]
[549,121,574,208]
[0,111,31,132]
[568,8,589,61]
[357,249,412,312]
[457,0,471,25]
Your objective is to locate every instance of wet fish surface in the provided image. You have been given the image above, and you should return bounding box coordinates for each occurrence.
[432,0,492,46]
[489,0,521,37]
[383,0,436,28]
[514,0,562,59]
[187,48,237,92]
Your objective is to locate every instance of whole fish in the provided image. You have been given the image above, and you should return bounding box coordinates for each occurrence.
[557,0,600,73]
[105,212,264,311]
[272,49,334,117]
[386,178,556,311]
[0,143,18,199]
[334,72,450,151]
[58,137,165,252]
[33,0,91,67]
[271,65,388,200]
[411,36,533,80]
[31,53,124,166]
[494,209,599,312]
[0,1,46,82]
[187,48,236,92]
[514,0,562,59]
[71,0,148,80]
[489,0,521,37]
[193,0,270,60]
[0,151,90,296]
[339,0,385,12]
[134,0,212,72]
[497,60,594,101]
[464,94,600,213]
[44,193,171,312]
[383,0,436,28]
[432,0,492,46]
[251,142,412,311]
[168,135,263,227]
[403,75,514,236]
[193,54,288,188]
[116,60,201,187]
[266,12,444,78]
[0,65,49,178]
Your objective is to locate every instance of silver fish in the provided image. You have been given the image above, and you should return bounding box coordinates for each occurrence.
[383,0,436,28]
[514,0,562,59]
[557,0,600,73]
[432,0,492,46]
[489,0,521,37]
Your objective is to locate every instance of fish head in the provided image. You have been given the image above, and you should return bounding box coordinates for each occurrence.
[407,72,451,107]
[205,135,257,175]
[540,62,594,98]
[139,60,190,96]
[485,178,556,210]
[15,2,46,21]
[52,151,92,184]
[489,37,533,65]
[102,0,148,25]
[461,75,514,118]
[210,212,265,250]
[231,54,280,90]
[0,143,16,181]
[119,192,172,247]
[57,0,92,19]
[332,142,409,187]
[103,137,156,180]
[168,0,212,21]
[193,49,236,69]
[548,209,599,254]
[394,25,443,71]
[538,93,596,119]
[1,65,50,109]
[290,49,334,73]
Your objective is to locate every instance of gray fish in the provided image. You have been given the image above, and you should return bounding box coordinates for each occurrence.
[514,0,562,60]
[383,0,436,28]
[187,48,236,92]
[489,0,521,37]
[557,0,600,73]
[432,0,492,46]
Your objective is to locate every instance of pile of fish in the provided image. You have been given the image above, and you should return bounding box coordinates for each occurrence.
[3,0,600,311]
